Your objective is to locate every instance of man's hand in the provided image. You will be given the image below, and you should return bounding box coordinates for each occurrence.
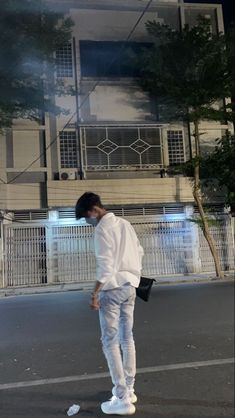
[90,281,103,310]
[90,293,100,310]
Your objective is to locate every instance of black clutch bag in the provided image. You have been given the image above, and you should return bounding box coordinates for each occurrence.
[136,277,156,302]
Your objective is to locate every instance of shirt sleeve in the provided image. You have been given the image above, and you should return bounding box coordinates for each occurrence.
[129,223,144,267]
[137,238,144,268]
[94,228,114,284]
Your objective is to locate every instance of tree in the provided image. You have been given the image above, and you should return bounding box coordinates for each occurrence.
[200,133,235,209]
[137,18,234,278]
[0,0,73,129]
[226,24,235,128]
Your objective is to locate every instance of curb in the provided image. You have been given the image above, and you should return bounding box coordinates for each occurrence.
[0,275,234,298]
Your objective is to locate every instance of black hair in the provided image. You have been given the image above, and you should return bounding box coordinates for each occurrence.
[75,192,104,219]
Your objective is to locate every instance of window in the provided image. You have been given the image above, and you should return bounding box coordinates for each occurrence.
[81,126,162,170]
[185,8,218,34]
[56,44,73,78]
[167,130,185,165]
[59,131,77,168]
[80,41,151,78]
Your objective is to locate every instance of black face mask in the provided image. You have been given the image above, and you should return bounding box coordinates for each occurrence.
[85,217,98,227]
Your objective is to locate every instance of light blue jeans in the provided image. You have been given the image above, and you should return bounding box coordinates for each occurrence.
[99,284,136,400]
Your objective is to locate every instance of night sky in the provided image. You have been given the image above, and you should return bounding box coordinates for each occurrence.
[186,0,235,30]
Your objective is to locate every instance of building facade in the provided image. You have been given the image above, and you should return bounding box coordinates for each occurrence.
[0,0,234,287]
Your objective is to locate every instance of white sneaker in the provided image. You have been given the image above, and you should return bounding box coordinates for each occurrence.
[112,388,137,404]
[110,393,137,404]
[129,392,137,404]
[101,397,136,415]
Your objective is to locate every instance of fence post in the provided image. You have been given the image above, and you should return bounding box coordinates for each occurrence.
[45,224,54,284]
[224,214,235,271]
[0,221,4,288]
[185,205,201,273]
[1,213,14,288]
[46,210,59,284]
[193,223,201,273]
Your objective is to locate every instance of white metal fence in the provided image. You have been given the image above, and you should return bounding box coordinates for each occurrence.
[49,224,96,283]
[1,214,234,287]
[3,226,47,287]
[199,216,234,272]
[133,218,196,276]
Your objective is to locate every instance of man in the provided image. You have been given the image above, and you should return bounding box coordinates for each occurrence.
[75,192,144,416]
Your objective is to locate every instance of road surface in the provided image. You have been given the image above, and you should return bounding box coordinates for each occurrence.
[0,281,234,417]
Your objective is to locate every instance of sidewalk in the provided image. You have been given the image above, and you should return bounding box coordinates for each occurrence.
[0,272,234,298]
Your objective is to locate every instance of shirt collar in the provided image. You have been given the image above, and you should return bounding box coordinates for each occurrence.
[97,212,115,228]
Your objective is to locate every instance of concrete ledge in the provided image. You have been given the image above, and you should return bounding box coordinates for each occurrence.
[0,273,234,298]
[47,177,194,206]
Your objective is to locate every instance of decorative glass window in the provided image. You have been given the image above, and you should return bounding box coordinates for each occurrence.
[167,130,185,165]
[59,131,77,168]
[56,44,73,77]
[81,126,162,171]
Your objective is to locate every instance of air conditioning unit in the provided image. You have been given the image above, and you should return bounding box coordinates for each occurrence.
[60,171,76,180]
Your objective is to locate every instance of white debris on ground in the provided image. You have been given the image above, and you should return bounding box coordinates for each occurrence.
[67,404,80,416]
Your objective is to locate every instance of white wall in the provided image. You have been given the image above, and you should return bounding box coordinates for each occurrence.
[47,177,194,207]
[55,95,77,130]
[12,118,40,129]
[72,8,165,41]
[12,131,41,169]
[80,83,152,122]
[189,122,233,156]
[0,184,41,210]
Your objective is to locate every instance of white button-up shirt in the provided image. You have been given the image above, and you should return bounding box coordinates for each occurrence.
[94,212,144,290]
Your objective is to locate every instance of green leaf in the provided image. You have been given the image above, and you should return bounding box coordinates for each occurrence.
[0,0,74,129]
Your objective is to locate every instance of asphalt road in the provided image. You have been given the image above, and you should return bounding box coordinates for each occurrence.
[0,281,234,418]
